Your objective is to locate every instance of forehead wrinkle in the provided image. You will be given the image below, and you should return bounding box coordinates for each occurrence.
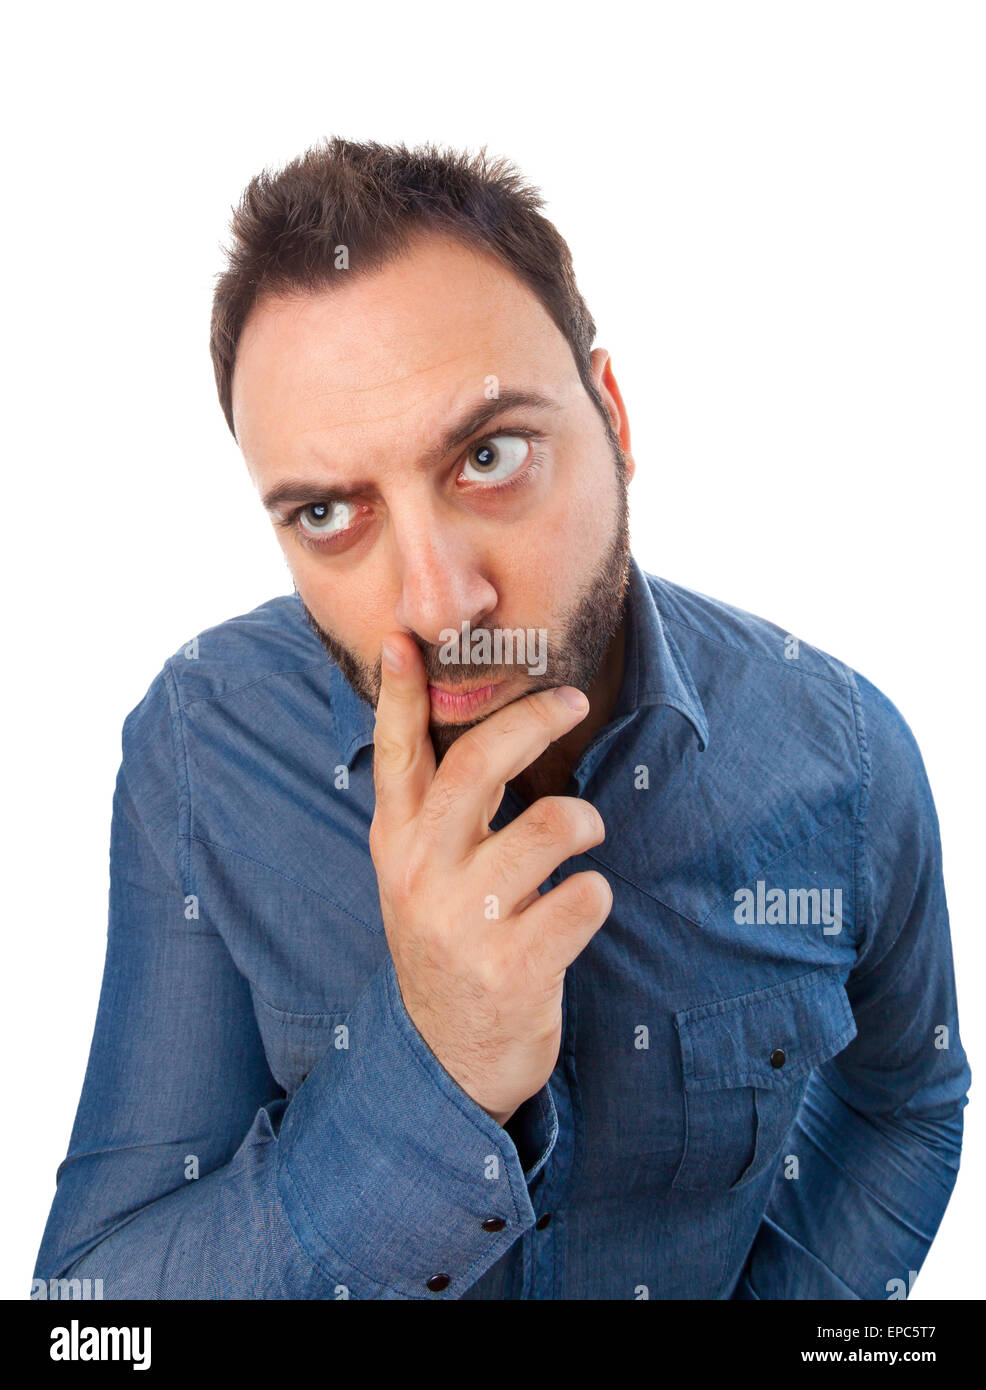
[294,347,485,415]
[291,357,563,469]
[299,373,524,442]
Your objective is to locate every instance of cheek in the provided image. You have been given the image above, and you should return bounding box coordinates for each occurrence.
[565,464,622,544]
[546,438,618,535]
[298,564,391,656]
[274,528,400,666]
[515,460,615,578]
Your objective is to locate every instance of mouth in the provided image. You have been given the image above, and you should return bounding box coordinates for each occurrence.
[427,679,505,720]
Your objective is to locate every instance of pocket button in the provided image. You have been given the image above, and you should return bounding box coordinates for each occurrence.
[769,1048,786,1069]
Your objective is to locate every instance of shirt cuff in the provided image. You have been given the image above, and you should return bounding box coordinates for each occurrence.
[503,1082,557,1181]
[275,956,556,1299]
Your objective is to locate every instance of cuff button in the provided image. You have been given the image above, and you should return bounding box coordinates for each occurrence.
[426,1273,451,1293]
[481,1217,506,1233]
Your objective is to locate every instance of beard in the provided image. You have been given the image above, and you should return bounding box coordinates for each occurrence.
[299,441,632,765]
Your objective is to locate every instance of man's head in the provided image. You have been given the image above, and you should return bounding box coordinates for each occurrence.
[214,137,635,759]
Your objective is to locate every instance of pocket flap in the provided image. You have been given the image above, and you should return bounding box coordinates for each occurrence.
[675,967,857,1093]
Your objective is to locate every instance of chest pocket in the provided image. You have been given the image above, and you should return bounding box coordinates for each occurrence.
[671,967,857,1193]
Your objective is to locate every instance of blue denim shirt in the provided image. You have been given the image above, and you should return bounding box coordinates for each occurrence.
[34,556,970,1299]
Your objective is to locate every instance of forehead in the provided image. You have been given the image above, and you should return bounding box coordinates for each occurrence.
[231,232,581,469]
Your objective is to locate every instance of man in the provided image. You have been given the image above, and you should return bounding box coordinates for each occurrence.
[34,137,970,1300]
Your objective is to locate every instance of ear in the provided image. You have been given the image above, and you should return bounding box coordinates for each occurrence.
[590,348,635,482]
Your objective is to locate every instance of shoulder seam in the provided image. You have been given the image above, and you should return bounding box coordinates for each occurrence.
[174,659,331,712]
[659,609,853,689]
[162,658,194,896]
[648,576,853,689]
[846,666,875,974]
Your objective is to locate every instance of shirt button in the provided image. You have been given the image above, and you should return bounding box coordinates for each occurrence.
[481,1217,506,1233]
[426,1273,450,1292]
[535,1212,552,1230]
[770,1048,786,1068]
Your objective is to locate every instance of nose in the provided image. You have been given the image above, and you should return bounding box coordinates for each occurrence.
[391,518,498,649]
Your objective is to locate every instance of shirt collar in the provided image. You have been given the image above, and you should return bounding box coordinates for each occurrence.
[326,553,709,769]
[327,645,377,769]
[613,554,709,751]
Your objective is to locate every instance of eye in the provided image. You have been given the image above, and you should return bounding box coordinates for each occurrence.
[297,500,357,537]
[460,434,530,485]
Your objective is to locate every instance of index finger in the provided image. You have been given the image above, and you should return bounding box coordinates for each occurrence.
[371,631,435,831]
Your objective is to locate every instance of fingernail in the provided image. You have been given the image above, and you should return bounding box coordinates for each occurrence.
[381,639,403,674]
[555,686,588,712]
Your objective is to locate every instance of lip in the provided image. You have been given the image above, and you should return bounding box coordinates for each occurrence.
[428,680,503,720]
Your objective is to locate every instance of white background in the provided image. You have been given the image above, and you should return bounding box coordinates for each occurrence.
[3,1,982,1300]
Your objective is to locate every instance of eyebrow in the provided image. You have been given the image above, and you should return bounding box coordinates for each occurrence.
[260,388,561,513]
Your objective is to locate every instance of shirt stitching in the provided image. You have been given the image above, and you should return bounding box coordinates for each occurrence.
[186,835,380,936]
[657,607,855,691]
[175,660,331,710]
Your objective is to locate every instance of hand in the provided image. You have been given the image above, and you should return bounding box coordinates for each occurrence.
[369,632,612,1125]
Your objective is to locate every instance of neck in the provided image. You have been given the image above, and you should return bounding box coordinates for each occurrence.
[508,611,628,806]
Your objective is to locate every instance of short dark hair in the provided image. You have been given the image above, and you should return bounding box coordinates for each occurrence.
[209,136,605,442]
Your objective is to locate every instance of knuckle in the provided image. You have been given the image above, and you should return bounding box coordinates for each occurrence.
[474,951,504,998]
[567,798,604,843]
[520,927,549,980]
[528,796,600,847]
[373,729,413,776]
[567,870,612,919]
[419,778,457,834]
[579,801,606,843]
[399,848,429,901]
[527,795,570,842]
[380,843,428,909]
[368,817,386,862]
[443,734,489,787]
[527,693,557,735]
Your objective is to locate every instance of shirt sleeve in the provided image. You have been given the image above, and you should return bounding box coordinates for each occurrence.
[731,670,972,1300]
[32,664,558,1300]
